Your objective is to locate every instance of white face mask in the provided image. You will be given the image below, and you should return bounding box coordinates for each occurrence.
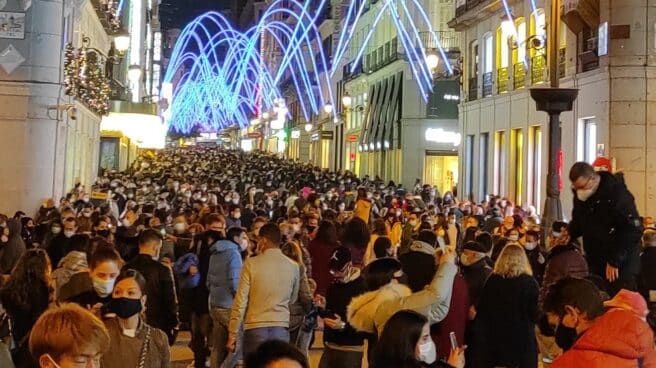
[508,235,519,242]
[418,340,437,364]
[576,188,595,202]
[524,241,538,251]
[174,223,187,233]
[64,230,75,238]
[92,277,116,297]
[232,198,240,205]
[51,226,61,234]
[0,235,8,243]
[292,224,301,233]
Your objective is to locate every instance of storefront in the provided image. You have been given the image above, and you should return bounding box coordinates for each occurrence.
[422,127,461,195]
[288,129,301,160]
[309,130,333,169]
[345,133,360,174]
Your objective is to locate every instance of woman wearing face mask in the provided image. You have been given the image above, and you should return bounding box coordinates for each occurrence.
[522,230,546,285]
[59,246,123,315]
[475,244,539,368]
[0,249,54,367]
[372,310,465,368]
[41,220,63,251]
[101,269,170,368]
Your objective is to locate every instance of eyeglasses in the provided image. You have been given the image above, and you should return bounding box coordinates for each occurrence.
[571,175,594,191]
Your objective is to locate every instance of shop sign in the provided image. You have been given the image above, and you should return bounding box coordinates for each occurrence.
[247,132,262,139]
[425,128,462,147]
[321,131,334,140]
[346,134,359,142]
[291,130,301,139]
[91,192,108,200]
[311,132,320,141]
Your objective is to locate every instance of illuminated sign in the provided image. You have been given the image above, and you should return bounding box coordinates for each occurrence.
[425,128,462,146]
[153,32,162,61]
[291,130,300,139]
[101,113,167,149]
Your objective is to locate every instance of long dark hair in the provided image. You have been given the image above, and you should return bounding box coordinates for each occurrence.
[315,220,338,245]
[340,217,370,249]
[0,249,54,310]
[373,310,426,368]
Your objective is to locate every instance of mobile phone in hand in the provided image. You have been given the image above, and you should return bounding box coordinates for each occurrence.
[449,331,458,351]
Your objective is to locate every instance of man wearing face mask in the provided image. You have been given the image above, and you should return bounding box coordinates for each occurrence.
[123,229,179,345]
[568,162,643,296]
[226,204,242,229]
[543,277,656,367]
[46,217,78,269]
[523,230,546,284]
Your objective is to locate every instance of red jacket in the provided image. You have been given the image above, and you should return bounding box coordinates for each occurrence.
[551,308,656,368]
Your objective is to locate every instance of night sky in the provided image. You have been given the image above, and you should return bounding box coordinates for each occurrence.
[160,0,233,30]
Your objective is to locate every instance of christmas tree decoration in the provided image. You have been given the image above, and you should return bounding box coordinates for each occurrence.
[63,38,111,116]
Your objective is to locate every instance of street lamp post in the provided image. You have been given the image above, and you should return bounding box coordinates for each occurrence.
[530,0,578,237]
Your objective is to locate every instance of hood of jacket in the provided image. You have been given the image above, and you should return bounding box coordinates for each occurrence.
[409,240,436,256]
[211,239,239,255]
[7,219,21,240]
[571,308,654,361]
[57,250,88,271]
[347,282,411,334]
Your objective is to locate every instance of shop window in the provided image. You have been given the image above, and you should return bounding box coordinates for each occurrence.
[424,152,459,196]
[511,129,524,206]
[529,126,542,212]
[494,131,506,196]
[577,118,597,163]
[479,133,489,198]
[465,135,475,200]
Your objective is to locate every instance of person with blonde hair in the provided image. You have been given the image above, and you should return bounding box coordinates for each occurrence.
[29,303,110,368]
[473,244,539,368]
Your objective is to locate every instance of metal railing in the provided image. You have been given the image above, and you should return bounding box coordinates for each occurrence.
[497,67,509,93]
[531,54,546,85]
[513,62,526,90]
[468,76,478,101]
[417,31,460,52]
[482,72,493,97]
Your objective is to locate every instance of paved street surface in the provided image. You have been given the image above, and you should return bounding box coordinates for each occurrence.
[171,331,327,368]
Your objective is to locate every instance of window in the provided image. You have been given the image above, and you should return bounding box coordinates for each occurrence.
[465,135,475,200]
[479,133,489,198]
[496,22,512,69]
[529,126,542,211]
[511,129,524,206]
[512,19,527,64]
[530,9,546,57]
[577,118,597,163]
[494,131,506,196]
[483,33,493,73]
[470,40,479,77]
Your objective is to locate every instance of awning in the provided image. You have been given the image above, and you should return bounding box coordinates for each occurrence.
[387,72,403,149]
[370,78,390,151]
[360,83,378,151]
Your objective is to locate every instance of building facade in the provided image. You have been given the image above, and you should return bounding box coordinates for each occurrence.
[339,0,461,190]
[453,0,656,216]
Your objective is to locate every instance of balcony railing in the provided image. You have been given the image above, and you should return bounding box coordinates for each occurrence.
[513,63,526,90]
[497,67,509,93]
[531,54,546,85]
[482,72,493,97]
[468,76,478,101]
[417,31,460,52]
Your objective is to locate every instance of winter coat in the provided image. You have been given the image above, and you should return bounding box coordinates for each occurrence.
[309,238,338,296]
[207,240,243,309]
[399,240,437,292]
[225,216,241,230]
[476,273,539,368]
[0,219,26,275]
[641,247,656,303]
[431,272,470,360]
[354,199,372,224]
[569,171,643,278]
[124,254,179,343]
[102,317,170,368]
[540,244,589,307]
[46,234,74,270]
[461,258,492,307]
[173,253,200,290]
[290,264,314,317]
[550,308,656,368]
[525,248,546,285]
[347,262,457,336]
[324,269,368,348]
[52,250,88,296]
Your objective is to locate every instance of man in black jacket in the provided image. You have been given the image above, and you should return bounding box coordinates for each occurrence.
[124,229,179,344]
[320,246,367,368]
[568,162,643,296]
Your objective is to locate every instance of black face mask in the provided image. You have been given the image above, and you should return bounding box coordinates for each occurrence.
[306,225,316,233]
[554,324,578,351]
[104,297,142,319]
[97,230,110,238]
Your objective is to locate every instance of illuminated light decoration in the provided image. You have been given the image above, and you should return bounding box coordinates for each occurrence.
[241,139,253,152]
[384,140,390,149]
[251,118,261,126]
[262,112,270,120]
[425,128,462,147]
[369,143,374,150]
[304,123,313,132]
[291,130,300,139]
[323,103,333,114]
[129,0,142,102]
[163,0,337,133]
[376,142,381,149]
[333,117,340,123]
[114,33,131,53]
[342,94,352,108]
[331,0,455,101]
[426,54,439,70]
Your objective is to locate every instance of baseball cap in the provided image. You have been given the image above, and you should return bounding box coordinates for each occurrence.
[328,246,352,272]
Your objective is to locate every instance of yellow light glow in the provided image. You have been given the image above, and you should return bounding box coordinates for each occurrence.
[101,113,167,149]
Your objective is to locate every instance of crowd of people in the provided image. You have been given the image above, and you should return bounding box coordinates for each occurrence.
[0,147,655,368]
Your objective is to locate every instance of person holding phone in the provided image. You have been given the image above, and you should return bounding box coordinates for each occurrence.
[318,246,368,368]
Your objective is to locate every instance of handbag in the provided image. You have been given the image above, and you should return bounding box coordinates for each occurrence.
[137,325,152,368]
